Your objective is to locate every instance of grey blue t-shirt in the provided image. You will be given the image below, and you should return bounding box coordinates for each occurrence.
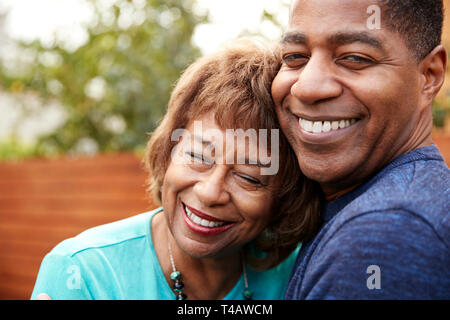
[285,145,450,299]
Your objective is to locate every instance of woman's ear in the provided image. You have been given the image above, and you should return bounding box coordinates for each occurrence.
[418,45,447,112]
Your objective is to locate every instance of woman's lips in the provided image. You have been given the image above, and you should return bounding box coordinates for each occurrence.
[184,203,225,222]
[181,203,235,236]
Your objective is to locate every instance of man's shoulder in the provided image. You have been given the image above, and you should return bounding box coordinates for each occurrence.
[299,207,450,299]
[337,149,449,240]
[315,146,450,262]
[291,165,450,299]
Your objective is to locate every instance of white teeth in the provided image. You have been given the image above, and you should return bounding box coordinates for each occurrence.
[331,121,339,130]
[303,119,313,132]
[299,117,358,133]
[312,121,322,133]
[184,205,226,228]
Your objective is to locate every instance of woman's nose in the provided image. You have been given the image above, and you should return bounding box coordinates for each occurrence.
[193,167,230,206]
[291,54,342,105]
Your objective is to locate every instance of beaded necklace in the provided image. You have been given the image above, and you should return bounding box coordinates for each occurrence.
[168,241,253,300]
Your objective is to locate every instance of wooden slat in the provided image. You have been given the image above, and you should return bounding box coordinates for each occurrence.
[0,209,141,226]
[0,196,150,212]
[0,180,148,197]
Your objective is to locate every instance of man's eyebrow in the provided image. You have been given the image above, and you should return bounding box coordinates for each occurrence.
[281,32,308,45]
[328,31,384,50]
[281,31,384,51]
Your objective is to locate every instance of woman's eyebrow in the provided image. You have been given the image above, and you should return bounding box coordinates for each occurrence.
[237,157,271,168]
[193,134,214,147]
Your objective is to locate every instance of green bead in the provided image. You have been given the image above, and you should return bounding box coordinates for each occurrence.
[170,271,181,281]
[242,288,253,300]
[174,281,184,292]
[176,293,187,300]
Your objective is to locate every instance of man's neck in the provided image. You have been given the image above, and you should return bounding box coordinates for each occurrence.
[323,184,360,202]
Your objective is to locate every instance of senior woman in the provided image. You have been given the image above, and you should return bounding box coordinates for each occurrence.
[31,39,322,300]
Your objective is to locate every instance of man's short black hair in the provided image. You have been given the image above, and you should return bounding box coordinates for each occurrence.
[380,0,444,61]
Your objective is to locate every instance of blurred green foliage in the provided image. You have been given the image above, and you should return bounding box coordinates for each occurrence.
[0,0,207,157]
[2,0,446,161]
[0,138,37,161]
[433,102,447,128]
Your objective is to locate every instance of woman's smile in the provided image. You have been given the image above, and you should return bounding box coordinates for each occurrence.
[182,202,236,236]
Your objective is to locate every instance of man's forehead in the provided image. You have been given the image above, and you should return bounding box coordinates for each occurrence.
[289,0,380,24]
[285,0,390,48]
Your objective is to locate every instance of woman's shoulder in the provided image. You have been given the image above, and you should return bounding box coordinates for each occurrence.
[31,207,165,299]
[49,207,162,258]
[246,245,300,299]
[260,245,300,275]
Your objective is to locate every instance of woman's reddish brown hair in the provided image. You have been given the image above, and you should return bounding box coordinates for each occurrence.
[144,38,323,270]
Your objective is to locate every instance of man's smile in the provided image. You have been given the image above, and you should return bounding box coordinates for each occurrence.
[298,117,359,133]
[293,114,362,145]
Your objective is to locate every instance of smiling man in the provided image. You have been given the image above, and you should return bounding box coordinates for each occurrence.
[272,0,450,299]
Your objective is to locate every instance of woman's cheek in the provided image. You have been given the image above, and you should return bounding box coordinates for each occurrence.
[232,193,274,227]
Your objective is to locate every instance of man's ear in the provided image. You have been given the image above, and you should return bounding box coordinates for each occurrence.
[418,45,447,112]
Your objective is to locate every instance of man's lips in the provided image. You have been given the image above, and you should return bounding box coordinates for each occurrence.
[289,114,363,145]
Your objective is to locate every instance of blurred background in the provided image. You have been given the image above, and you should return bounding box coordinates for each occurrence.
[0,0,448,300]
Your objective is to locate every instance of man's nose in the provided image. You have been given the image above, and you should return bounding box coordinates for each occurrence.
[193,167,230,206]
[291,54,342,105]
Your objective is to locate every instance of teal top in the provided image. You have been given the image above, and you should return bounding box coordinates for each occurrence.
[31,208,300,300]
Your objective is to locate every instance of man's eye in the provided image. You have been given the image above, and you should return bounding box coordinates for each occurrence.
[282,53,309,68]
[338,55,375,68]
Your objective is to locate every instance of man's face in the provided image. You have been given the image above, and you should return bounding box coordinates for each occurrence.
[272,0,423,195]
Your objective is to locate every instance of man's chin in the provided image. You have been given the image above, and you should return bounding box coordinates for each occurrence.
[298,158,363,192]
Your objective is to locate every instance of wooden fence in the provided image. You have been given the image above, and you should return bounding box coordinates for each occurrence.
[434,134,450,166]
[0,136,449,300]
[0,153,156,300]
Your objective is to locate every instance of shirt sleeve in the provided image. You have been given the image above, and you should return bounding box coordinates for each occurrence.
[30,253,92,300]
[302,210,450,299]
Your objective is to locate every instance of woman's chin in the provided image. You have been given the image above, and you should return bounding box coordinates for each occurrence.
[174,236,239,261]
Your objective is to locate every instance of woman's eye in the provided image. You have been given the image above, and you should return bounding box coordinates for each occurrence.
[186,152,213,165]
[236,173,262,185]
[282,53,309,68]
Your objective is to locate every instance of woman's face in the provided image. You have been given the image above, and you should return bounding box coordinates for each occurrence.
[161,112,278,259]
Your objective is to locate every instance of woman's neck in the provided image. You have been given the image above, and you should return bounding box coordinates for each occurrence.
[152,211,243,300]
